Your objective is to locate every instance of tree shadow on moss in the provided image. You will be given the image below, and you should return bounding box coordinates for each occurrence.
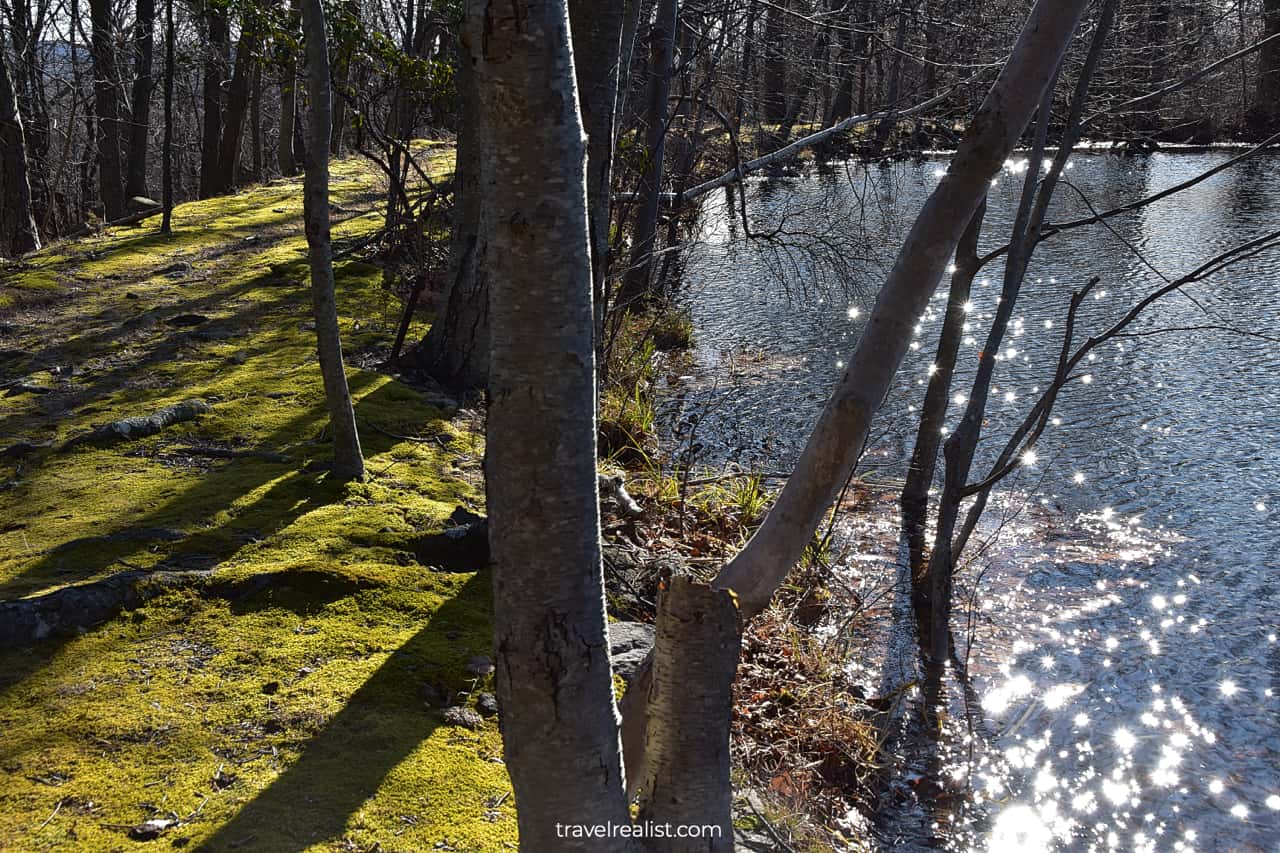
[198,571,494,852]
[0,376,453,601]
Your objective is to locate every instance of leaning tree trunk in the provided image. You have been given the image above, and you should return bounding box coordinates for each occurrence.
[616,0,678,310]
[125,0,155,200]
[621,0,1091,789]
[300,0,364,481]
[416,17,489,391]
[0,37,40,254]
[89,0,126,218]
[477,0,636,848]
[568,0,626,340]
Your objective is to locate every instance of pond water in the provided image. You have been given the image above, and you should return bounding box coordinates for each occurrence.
[668,151,1280,851]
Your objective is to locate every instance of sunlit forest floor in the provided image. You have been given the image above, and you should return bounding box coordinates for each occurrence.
[0,148,520,850]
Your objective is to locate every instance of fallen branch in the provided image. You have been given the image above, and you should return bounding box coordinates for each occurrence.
[63,206,163,239]
[61,399,212,450]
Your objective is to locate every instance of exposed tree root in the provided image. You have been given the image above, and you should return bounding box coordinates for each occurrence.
[60,399,212,450]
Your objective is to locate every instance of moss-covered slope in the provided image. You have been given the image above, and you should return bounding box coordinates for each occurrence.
[0,149,517,850]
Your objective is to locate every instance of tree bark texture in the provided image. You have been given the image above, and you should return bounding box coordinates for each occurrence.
[477,0,635,847]
[637,578,740,852]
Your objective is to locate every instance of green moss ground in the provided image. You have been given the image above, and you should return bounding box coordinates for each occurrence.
[0,148,517,850]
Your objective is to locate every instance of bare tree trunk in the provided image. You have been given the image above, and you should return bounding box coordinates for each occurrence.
[212,22,259,194]
[0,33,40,254]
[199,5,229,198]
[251,64,263,179]
[160,0,174,233]
[900,199,985,580]
[89,0,126,218]
[278,0,300,176]
[301,0,364,481]
[617,0,678,309]
[924,0,1115,686]
[477,0,635,847]
[417,19,489,391]
[637,578,740,851]
[760,0,788,126]
[1250,0,1280,135]
[569,0,626,340]
[126,0,155,200]
[870,0,913,155]
[616,0,644,119]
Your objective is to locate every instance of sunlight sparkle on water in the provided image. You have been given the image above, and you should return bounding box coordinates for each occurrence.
[847,306,860,319]
[1114,728,1137,751]
[1219,680,1238,697]
[989,805,1055,853]
[1022,449,1039,466]
[1074,472,1086,484]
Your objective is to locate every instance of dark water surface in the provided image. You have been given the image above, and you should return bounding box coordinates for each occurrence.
[669,152,1280,851]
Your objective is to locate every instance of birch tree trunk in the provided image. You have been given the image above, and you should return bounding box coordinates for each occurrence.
[301,0,364,481]
[478,1,635,847]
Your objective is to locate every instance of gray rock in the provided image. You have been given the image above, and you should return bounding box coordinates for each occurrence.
[476,693,499,717]
[609,621,654,683]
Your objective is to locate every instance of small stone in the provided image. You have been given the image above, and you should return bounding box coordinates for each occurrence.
[476,693,499,717]
[440,706,483,730]
[465,655,494,677]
